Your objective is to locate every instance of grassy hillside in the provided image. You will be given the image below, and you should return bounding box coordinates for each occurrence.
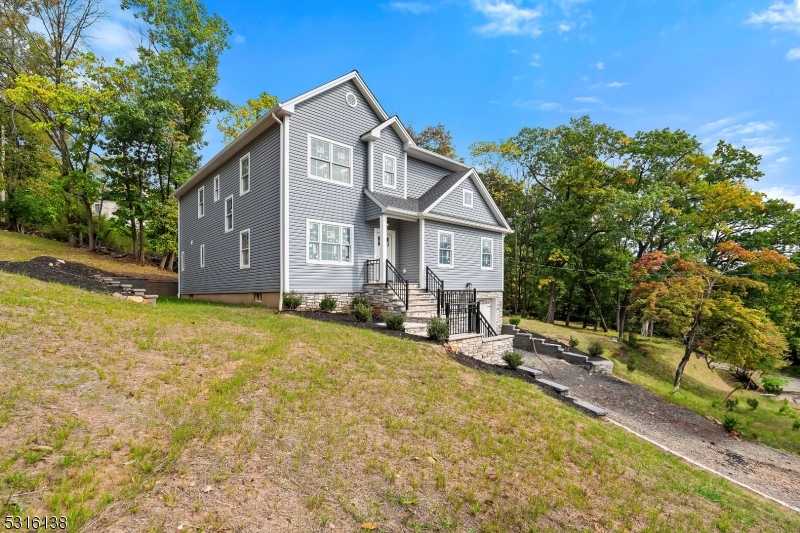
[0,234,798,532]
[517,319,800,454]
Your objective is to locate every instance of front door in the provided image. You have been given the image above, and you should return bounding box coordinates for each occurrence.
[479,298,494,331]
[373,229,396,265]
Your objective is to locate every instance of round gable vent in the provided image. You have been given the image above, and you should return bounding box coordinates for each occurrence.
[345,92,358,108]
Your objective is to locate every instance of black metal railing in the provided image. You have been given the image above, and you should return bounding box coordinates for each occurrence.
[364,259,380,284]
[445,302,480,336]
[425,266,444,295]
[441,289,477,314]
[477,311,497,338]
[386,260,409,310]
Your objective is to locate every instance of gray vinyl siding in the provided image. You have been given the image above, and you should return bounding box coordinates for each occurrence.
[179,124,281,294]
[395,219,419,283]
[373,128,406,199]
[430,176,504,227]
[365,195,382,220]
[407,157,449,198]
[424,220,503,291]
[288,81,382,293]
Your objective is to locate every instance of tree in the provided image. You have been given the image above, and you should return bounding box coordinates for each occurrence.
[631,243,794,393]
[217,91,278,144]
[407,123,457,159]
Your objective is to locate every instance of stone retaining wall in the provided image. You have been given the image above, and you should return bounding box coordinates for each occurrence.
[362,284,406,314]
[448,333,514,366]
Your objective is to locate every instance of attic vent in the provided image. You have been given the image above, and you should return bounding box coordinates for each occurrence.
[345,92,357,108]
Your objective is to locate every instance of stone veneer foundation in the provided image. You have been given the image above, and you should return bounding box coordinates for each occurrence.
[296,292,365,313]
[447,332,515,366]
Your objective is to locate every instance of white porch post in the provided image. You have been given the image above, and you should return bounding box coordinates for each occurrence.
[380,214,388,283]
[419,218,425,286]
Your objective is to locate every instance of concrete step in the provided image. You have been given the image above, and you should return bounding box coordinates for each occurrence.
[404,322,428,335]
[535,378,570,395]
[501,324,519,335]
[567,397,607,417]
[517,366,543,378]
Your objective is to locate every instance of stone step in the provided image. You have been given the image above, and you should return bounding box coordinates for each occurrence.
[534,378,570,395]
[517,365,543,378]
[501,324,519,335]
[567,397,607,417]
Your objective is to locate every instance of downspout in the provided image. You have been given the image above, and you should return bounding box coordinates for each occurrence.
[282,114,291,299]
[177,199,181,298]
[403,151,408,200]
[419,218,425,285]
[368,140,374,192]
[276,113,285,310]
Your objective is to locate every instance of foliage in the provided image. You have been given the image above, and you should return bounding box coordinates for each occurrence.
[793,420,800,431]
[407,123,458,159]
[569,336,579,348]
[351,295,370,309]
[746,398,759,411]
[761,376,789,395]
[319,295,337,312]
[282,291,302,311]
[509,316,521,326]
[722,414,740,432]
[724,398,739,411]
[587,341,604,358]
[217,91,279,144]
[427,316,449,341]
[353,302,373,323]
[384,313,405,331]
[502,351,524,369]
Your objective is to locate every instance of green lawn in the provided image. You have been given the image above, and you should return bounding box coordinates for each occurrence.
[514,318,800,454]
[1,233,799,532]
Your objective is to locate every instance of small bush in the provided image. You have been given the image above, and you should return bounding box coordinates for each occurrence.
[319,295,337,312]
[508,316,522,326]
[626,332,640,349]
[626,359,637,372]
[724,398,739,411]
[568,336,579,348]
[353,302,373,322]
[587,340,604,358]
[282,291,302,311]
[762,376,789,395]
[793,420,800,431]
[502,350,525,369]
[427,316,449,341]
[722,414,740,432]
[746,398,759,411]
[384,313,405,331]
[351,295,370,309]
[779,399,790,415]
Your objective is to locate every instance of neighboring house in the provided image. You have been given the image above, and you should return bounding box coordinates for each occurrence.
[172,71,512,334]
[93,200,118,219]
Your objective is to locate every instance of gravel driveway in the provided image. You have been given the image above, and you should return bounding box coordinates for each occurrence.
[519,350,800,511]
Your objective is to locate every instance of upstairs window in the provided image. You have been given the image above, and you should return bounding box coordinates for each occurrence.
[225,195,233,232]
[307,220,353,264]
[198,187,205,218]
[463,189,473,208]
[438,231,453,267]
[213,175,220,201]
[383,154,396,188]
[240,154,250,195]
[481,238,493,269]
[240,229,250,269]
[308,135,352,185]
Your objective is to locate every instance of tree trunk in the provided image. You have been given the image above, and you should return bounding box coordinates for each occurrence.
[564,284,575,327]
[159,254,167,270]
[84,200,94,252]
[166,251,175,272]
[130,218,138,260]
[641,321,650,336]
[78,230,83,248]
[546,280,557,324]
[673,324,698,393]
[648,321,654,337]
[617,291,631,337]
[138,220,145,266]
[68,231,76,247]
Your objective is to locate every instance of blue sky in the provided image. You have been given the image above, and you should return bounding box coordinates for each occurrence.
[92,0,800,204]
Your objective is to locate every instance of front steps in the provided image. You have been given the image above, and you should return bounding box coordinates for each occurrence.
[503,324,613,374]
[364,282,438,324]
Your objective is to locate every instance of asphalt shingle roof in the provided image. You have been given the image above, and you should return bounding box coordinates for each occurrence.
[418,169,473,211]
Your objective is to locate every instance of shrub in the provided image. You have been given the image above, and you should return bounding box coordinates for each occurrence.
[502,351,524,369]
[746,398,759,411]
[427,316,449,341]
[282,291,302,311]
[509,316,522,326]
[319,295,337,312]
[793,420,800,431]
[724,398,739,411]
[353,302,373,322]
[351,295,370,310]
[587,340,604,358]
[568,336,579,348]
[626,359,637,372]
[779,399,790,415]
[384,313,405,331]
[626,332,641,349]
[722,414,740,432]
[762,376,789,395]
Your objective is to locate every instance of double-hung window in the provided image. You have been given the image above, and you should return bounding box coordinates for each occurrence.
[213,175,220,201]
[307,221,353,264]
[308,135,352,185]
[463,189,473,208]
[240,229,250,269]
[224,195,233,232]
[198,187,205,218]
[383,154,396,188]
[240,154,250,195]
[200,244,205,268]
[481,238,493,269]
[438,231,453,267]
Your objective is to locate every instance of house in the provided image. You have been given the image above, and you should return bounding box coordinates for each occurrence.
[172,71,512,335]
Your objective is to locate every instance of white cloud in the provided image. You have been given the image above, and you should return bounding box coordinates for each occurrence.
[605,81,627,88]
[776,156,790,163]
[746,0,800,31]
[473,0,543,37]
[388,2,431,14]
[540,102,562,110]
[717,121,778,137]
[701,118,790,160]
[699,117,734,131]
[510,49,519,53]
[233,34,246,44]
[558,22,573,33]
[575,96,601,103]
[86,7,139,63]
[787,47,800,59]
[558,0,591,15]
[759,186,800,207]
[593,61,604,69]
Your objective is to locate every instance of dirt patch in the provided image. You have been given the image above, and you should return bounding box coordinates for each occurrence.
[0,256,144,293]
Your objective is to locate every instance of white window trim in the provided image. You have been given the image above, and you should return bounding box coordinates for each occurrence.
[224,195,234,233]
[197,186,205,218]
[306,219,355,266]
[213,175,220,202]
[463,189,473,208]
[200,244,205,268]
[240,229,251,269]
[382,154,397,189]
[181,251,185,272]
[307,133,354,188]
[437,230,454,268]
[240,153,251,196]
[481,237,493,270]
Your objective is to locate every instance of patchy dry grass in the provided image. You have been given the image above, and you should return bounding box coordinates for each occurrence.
[0,234,799,532]
[517,318,800,454]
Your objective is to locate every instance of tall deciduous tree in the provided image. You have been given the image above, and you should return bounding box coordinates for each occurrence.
[408,123,458,159]
[217,91,278,144]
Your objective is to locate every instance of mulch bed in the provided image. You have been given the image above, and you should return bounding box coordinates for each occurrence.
[283,310,438,343]
[0,256,123,294]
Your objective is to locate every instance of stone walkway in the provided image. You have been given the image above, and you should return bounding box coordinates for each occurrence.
[519,349,800,512]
